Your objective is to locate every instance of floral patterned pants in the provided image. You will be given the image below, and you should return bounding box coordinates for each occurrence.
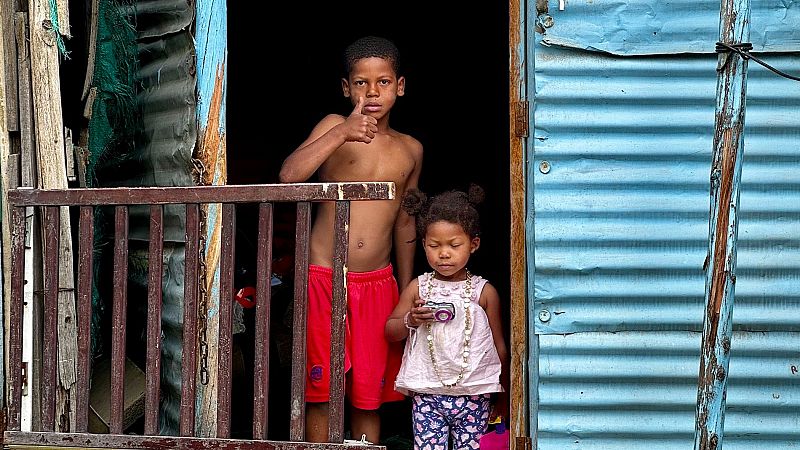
[411,393,491,450]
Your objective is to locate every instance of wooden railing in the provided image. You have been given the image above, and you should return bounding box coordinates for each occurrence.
[4,182,393,449]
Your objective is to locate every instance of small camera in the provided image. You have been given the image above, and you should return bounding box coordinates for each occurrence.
[426,301,456,322]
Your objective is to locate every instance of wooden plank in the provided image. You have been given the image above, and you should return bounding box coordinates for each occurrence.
[4,431,387,449]
[110,206,129,434]
[30,0,79,428]
[216,203,236,438]
[252,203,273,439]
[75,207,94,432]
[144,205,164,435]
[328,201,349,443]
[1,0,19,131]
[289,202,311,441]
[28,0,68,185]
[55,0,70,41]
[7,182,395,206]
[42,206,60,431]
[11,15,39,429]
[0,2,16,422]
[180,204,200,436]
[80,0,99,100]
[197,201,221,438]
[8,207,28,430]
[508,1,529,448]
[14,12,37,188]
[193,0,227,431]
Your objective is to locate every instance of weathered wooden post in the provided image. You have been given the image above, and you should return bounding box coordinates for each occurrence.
[694,1,751,449]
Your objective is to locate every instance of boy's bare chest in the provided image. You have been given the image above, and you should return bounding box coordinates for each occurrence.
[321,144,415,184]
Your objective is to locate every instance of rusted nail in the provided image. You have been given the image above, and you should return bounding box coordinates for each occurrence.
[716,366,726,381]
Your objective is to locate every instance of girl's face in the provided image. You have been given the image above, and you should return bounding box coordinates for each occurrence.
[422,220,480,281]
[341,57,405,122]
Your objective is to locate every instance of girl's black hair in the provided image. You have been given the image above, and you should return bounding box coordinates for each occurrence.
[402,184,485,239]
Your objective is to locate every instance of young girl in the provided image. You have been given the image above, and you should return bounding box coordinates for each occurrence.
[385,185,509,450]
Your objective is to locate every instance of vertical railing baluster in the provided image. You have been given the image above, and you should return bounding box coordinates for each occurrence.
[8,206,27,430]
[145,205,164,435]
[180,204,200,436]
[328,200,350,443]
[252,202,274,440]
[289,202,311,441]
[75,206,94,432]
[41,206,60,431]
[110,206,129,434]
[217,203,236,438]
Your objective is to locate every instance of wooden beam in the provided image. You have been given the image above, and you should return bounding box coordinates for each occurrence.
[5,431,388,449]
[7,182,396,206]
[0,0,18,420]
[29,0,78,430]
[508,0,530,449]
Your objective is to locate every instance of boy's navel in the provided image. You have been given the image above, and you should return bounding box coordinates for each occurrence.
[357,240,364,248]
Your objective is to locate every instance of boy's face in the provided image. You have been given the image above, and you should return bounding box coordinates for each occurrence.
[341,57,405,120]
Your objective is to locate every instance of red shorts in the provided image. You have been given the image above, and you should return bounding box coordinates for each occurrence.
[305,264,405,409]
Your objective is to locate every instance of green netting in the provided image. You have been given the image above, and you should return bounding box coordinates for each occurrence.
[86,0,140,357]
[86,0,138,185]
[48,0,69,57]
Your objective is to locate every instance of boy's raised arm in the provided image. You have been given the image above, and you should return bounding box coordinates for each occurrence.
[278,97,377,183]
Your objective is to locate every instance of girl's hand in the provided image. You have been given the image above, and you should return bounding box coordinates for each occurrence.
[407,298,434,327]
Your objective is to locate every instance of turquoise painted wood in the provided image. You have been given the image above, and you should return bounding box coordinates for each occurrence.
[695,0,751,447]
[194,0,228,436]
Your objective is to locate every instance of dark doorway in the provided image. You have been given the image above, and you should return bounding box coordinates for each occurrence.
[226,2,510,446]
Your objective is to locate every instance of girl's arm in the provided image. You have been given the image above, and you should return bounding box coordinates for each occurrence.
[385,278,433,342]
[480,282,510,421]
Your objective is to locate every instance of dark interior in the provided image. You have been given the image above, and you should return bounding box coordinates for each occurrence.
[225,2,510,445]
[227,3,511,305]
[59,0,510,444]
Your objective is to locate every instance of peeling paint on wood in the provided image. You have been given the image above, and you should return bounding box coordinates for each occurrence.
[694,1,751,449]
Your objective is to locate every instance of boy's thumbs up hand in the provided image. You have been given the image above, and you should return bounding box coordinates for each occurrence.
[341,96,378,144]
[352,96,366,115]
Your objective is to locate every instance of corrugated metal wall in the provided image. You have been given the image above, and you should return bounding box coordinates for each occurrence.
[528,1,800,448]
[131,0,196,435]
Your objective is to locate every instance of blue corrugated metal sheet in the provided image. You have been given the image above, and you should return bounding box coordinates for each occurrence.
[529,2,800,448]
[539,0,800,55]
[537,332,799,449]
[532,48,800,335]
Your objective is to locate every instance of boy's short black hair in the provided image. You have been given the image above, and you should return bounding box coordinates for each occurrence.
[343,36,400,76]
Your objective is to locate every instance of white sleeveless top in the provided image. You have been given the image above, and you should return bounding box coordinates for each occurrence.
[394,272,504,396]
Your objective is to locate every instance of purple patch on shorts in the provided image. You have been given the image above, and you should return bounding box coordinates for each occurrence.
[310,365,324,382]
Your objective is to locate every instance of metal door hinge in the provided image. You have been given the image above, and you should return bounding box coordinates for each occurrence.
[513,101,529,138]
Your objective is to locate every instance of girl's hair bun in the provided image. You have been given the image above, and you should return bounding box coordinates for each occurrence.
[467,183,485,206]
[401,188,427,216]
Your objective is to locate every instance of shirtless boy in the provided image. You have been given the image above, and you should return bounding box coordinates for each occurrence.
[278,36,423,444]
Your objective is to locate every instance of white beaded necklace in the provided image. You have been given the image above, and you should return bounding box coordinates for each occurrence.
[424,270,473,388]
